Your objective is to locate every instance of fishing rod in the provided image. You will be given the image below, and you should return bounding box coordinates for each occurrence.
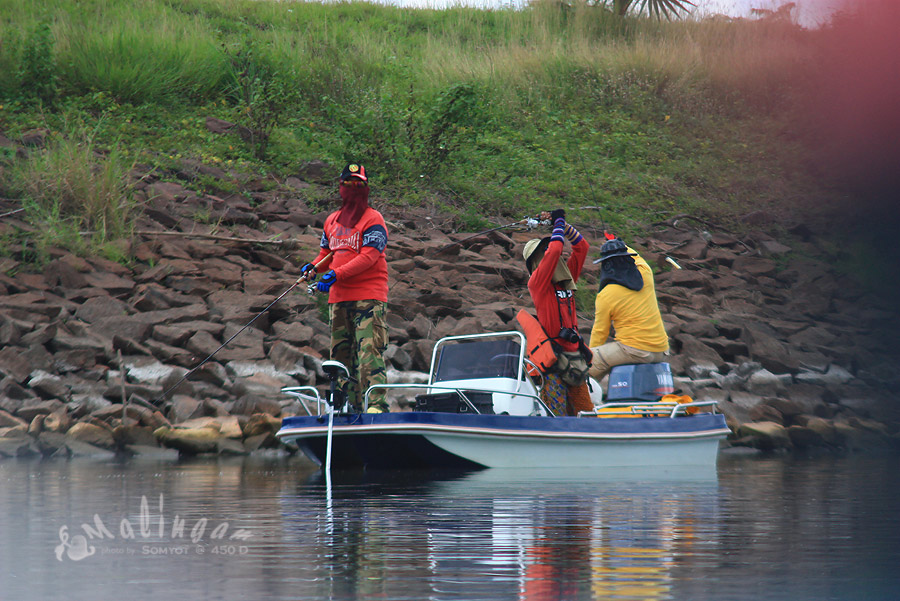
[575,157,684,269]
[431,215,549,256]
[151,252,333,406]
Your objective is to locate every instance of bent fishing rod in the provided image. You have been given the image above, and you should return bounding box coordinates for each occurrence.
[431,215,550,256]
[576,156,682,268]
[431,204,616,257]
[150,252,333,406]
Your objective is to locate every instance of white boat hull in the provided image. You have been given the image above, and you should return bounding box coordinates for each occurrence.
[422,430,723,468]
[277,412,730,470]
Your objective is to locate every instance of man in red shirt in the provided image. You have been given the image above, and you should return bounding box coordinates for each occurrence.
[301,163,389,413]
[523,209,594,416]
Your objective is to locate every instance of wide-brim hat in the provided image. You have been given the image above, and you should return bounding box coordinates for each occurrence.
[523,237,576,290]
[523,237,550,271]
[592,237,638,264]
[340,163,368,182]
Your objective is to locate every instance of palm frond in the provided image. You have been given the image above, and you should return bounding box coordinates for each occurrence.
[615,0,696,19]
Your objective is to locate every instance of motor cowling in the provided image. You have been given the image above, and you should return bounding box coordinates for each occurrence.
[606,363,675,402]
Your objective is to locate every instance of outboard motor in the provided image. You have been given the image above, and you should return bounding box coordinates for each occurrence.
[606,363,675,402]
[321,360,353,413]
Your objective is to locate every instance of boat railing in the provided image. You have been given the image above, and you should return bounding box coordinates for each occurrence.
[285,383,718,420]
[364,383,554,417]
[282,380,553,418]
[281,386,326,416]
[578,399,721,419]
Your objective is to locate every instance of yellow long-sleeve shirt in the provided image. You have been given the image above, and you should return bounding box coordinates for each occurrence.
[589,247,669,352]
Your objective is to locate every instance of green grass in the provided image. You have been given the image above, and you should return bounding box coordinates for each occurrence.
[0,0,863,265]
[2,126,136,264]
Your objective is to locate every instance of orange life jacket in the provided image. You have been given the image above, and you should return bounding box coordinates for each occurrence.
[660,393,700,415]
[516,309,558,374]
[592,394,700,419]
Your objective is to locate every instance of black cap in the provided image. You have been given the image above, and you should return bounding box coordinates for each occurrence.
[340,163,368,182]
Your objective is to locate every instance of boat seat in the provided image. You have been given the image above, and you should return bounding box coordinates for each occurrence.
[606,362,674,402]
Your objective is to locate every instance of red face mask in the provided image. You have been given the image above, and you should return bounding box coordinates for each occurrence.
[337,182,369,227]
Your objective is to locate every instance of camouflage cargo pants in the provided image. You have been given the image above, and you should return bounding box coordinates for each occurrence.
[329,300,388,411]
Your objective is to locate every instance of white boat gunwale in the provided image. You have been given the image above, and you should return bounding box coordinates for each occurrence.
[277,420,732,441]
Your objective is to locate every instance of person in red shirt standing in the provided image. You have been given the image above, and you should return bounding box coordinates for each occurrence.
[523,209,594,416]
[301,163,390,413]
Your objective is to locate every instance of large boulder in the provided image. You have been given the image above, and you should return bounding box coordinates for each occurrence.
[242,413,282,438]
[675,334,727,374]
[66,422,116,449]
[737,421,792,450]
[154,425,222,454]
[741,324,798,374]
[0,347,33,383]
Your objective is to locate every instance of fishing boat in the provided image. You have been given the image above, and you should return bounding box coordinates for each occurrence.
[276,332,731,470]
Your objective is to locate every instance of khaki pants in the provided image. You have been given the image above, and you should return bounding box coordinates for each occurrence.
[589,341,668,383]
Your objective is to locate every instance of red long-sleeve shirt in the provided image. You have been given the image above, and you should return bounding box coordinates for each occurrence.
[312,207,389,303]
[526,236,589,352]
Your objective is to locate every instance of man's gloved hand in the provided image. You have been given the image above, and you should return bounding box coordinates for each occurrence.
[316,270,337,293]
[300,262,317,280]
[550,209,566,224]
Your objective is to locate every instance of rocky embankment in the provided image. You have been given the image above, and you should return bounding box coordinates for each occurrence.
[0,150,898,460]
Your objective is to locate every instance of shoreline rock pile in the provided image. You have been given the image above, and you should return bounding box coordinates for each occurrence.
[0,155,898,460]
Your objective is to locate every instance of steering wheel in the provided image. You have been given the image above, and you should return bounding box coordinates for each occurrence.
[487,353,519,369]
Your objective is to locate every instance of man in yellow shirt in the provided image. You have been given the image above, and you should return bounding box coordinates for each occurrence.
[589,238,669,382]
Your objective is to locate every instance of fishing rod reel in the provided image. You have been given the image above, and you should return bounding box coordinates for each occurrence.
[524,215,551,230]
[297,269,318,295]
[523,211,558,230]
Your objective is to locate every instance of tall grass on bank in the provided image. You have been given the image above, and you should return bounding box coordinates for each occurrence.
[0,0,814,113]
[5,130,136,264]
[0,0,827,240]
[59,17,229,104]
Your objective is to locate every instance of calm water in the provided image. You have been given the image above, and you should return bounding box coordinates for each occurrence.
[1,451,898,601]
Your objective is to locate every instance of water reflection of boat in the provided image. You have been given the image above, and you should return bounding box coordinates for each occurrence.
[428,464,719,487]
[430,468,719,601]
[277,332,730,470]
[279,466,720,601]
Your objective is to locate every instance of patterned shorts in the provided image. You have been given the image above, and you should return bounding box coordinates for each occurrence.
[540,373,594,417]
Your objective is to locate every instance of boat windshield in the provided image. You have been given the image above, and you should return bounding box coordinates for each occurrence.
[432,339,522,383]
